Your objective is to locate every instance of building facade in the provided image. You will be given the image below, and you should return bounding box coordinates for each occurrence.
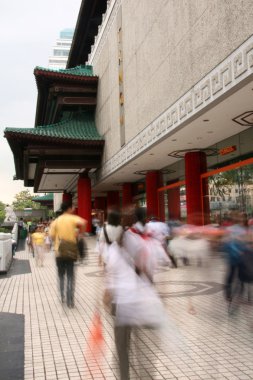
[5,0,253,229]
[87,0,253,225]
[48,28,74,69]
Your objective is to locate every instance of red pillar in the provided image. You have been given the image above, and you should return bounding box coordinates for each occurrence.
[122,183,133,209]
[185,151,210,225]
[146,171,164,220]
[78,176,92,233]
[168,187,181,220]
[107,191,120,212]
[62,192,72,204]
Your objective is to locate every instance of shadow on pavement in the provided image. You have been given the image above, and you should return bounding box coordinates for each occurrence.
[0,312,24,380]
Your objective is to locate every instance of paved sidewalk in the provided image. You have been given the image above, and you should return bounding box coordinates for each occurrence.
[0,238,253,380]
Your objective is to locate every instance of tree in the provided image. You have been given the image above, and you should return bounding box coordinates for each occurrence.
[12,190,41,211]
[0,201,6,224]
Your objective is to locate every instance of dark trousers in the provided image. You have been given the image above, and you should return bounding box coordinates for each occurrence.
[56,258,75,306]
[114,325,131,380]
[225,264,237,300]
[115,325,155,380]
[163,243,177,268]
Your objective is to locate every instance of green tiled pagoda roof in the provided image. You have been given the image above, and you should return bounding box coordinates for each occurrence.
[33,193,54,202]
[34,65,95,77]
[5,112,103,144]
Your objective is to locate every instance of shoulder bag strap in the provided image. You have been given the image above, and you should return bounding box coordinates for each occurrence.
[103,224,112,245]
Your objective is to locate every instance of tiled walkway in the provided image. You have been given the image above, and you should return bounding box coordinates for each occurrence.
[1,238,253,380]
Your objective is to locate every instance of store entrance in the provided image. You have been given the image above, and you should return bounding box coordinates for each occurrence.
[158,181,186,222]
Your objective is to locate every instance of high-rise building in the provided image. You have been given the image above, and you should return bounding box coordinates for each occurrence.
[48,28,74,69]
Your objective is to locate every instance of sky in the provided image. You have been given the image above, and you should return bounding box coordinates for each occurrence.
[0,0,82,204]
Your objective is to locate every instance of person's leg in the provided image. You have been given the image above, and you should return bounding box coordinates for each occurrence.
[37,245,43,267]
[164,244,177,268]
[114,325,131,380]
[34,245,39,266]
[66,260,75,307]
[12,243,16,257]
[56,258,65,302]
[225,264,237,300]
[40,246,45,266]
[31,241,35,258]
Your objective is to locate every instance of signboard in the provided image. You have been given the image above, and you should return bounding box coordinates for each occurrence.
[219,145,237,156]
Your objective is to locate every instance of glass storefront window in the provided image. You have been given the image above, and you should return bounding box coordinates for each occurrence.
[203,162,253,224]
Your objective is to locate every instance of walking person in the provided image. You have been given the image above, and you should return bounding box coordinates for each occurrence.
[104,208,168,380]
[146,217,177,268]
[99,209,123,266]
[50,202,86,308]
[44,226,51,253]
[32,225,45,267]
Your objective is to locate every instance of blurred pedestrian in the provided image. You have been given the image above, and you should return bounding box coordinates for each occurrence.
[104,208,167,380]
[99,209,123,266]
[32,225,45,267]
[50,202,86,308]
[146,217,176,267]
[44,227,51,253]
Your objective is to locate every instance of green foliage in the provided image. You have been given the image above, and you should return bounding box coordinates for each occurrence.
[0,227,9,233]
[48,209,55,218]
[0,201,6,224]
[12,190,41,211]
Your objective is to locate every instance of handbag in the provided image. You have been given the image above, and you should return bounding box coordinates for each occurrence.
[58,239,78,261]
[77,237,87,259]
[56,219,78,260]
[116,278,166,329]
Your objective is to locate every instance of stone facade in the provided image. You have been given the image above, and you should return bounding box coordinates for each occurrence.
[90,0,253,180]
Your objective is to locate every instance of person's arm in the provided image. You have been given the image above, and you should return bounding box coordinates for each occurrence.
[76,217,87,234]
[31,233,36,245]
[49,221,56,240]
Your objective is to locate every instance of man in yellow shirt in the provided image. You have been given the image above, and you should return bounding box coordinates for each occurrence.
[50,202,87,308]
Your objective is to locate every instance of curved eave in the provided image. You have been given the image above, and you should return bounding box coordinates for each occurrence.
[33,199,53,205]
[34,68,98,84]
[4,131,104,147]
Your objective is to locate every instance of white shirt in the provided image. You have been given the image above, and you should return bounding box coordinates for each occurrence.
[99,224,123,244]
[146,221,169,243]
[99,224,123,263]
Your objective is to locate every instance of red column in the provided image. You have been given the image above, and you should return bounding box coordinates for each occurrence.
[122,183,133,209]
[146,171,164,220]
[107,191,120,212]
[168,187,181,220]
[78,176,92,233]
[185,151,210,225]
[62,192,72,204]
[74,208,78,216]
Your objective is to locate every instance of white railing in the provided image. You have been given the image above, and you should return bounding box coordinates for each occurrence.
[0,233,12,273]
